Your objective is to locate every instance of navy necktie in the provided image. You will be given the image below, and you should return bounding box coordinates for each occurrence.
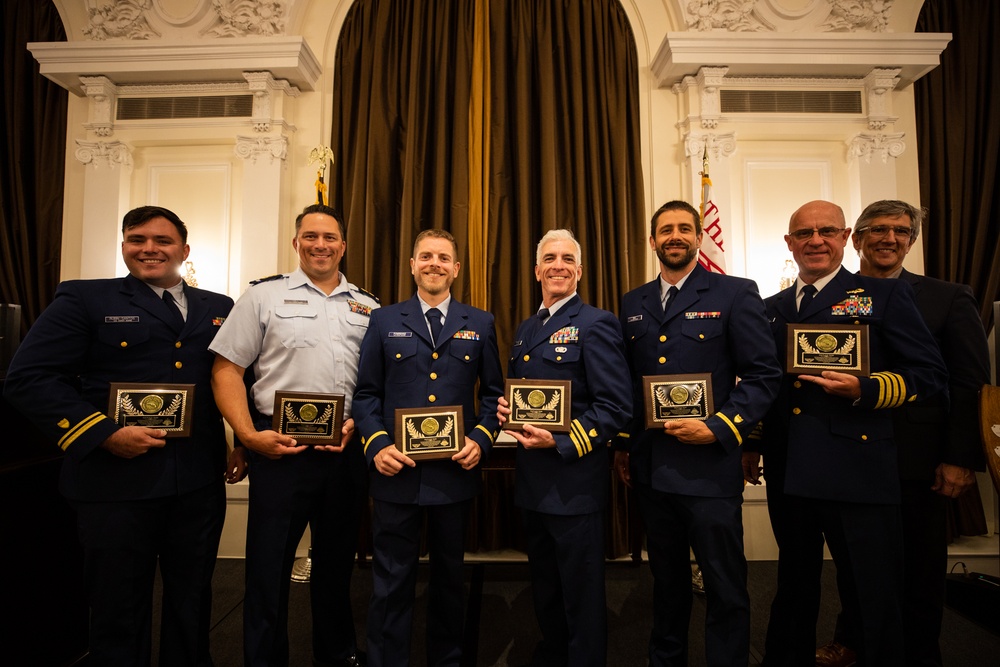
[662,286,678,313]
[162,290,185,330]
[798,284,817,314]
[426,307,443,345]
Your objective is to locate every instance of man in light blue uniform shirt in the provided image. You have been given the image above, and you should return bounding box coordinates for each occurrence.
[211,204,377,667]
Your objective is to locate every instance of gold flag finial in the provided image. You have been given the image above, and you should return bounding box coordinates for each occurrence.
[307,146,335,205]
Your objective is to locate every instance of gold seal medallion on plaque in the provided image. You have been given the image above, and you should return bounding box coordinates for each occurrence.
[420,417,440,435]
[299,403,318,421]
[669,385,689,404]
[815,334,838,352]
[140,394,164,414]
[527,390,546,407]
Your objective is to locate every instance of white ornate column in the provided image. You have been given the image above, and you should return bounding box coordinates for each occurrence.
[846,68,906,208]
[74,140,134,279]
[234,135,288,290]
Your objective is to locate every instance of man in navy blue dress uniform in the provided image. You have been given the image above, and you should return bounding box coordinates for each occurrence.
[497,229,632,667]
[748,200,947,667]
[353,229,504,667]
[812,199,991,667]
[614,200,782,667]
[210,204,375,667]
[4,206,234,666]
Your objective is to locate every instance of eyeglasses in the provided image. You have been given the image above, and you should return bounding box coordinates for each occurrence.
[788,227,846,242]
[858,225,913,240]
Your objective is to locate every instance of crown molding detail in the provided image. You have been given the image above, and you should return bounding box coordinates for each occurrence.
[244,71,300,132]
[848,132,906,163]
[205,0,286,37]
[74,140,134,168]
[234,135,288,164]
[651,32,951,88]
[863,68,900,130]
[684,132,738,160]
[683,0,893,34]
[80,76,117,137]
[28,37,321,95]
[83,0,159,41]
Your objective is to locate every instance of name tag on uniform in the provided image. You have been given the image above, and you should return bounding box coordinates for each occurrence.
[627,315,642,323]
[284,299,308,304]
[388,331,412,338]
[105,316,139,323]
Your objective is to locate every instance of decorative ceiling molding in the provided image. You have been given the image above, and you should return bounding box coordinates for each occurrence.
[683,0,894,34]
[651,31,951,88]
[74,140,134,168]
[27,37,321,95]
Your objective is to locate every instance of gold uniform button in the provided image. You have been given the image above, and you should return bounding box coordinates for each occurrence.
[175,341,182,348]
[174,361,183,369]
[792,407,801,415]
[793,381,802,389]
[854,319,860,324]
[524,354,530,362]
[464,355,470,361]
[120,341,128,348]
[395,353,402,359]
[556,356,562,361]
[861,434,868,441]
[698,333,705,340]
[658,356,666,364]
[432,352,439,359]
[659,335,667,342]
[430,372,438,380]
[428,395,437,403]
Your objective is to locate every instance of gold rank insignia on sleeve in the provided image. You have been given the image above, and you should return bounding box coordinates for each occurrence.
[871,371,907,409]
[57,418,70,429]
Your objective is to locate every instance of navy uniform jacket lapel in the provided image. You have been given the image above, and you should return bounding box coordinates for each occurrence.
[439,301,470,346]
[122,274,180,332]
[401,295,434,347]
[640,281,665,325]
[182,284,210,334]
[800,266,851,321]
[899,268,922,297]
[666,265,709,321]
[527,295,581,350]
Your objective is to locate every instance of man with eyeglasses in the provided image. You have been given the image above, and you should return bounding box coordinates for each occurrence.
[811,200,991,667]
[745,200,947,667]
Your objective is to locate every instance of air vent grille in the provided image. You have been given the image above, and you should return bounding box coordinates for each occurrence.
[721,90,862,114]
[117,95,253,120]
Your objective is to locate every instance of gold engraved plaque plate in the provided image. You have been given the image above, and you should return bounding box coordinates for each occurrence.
[395,405,465,461]
[504,378,572,433]
[786,323,870,376]
[642,374,714,429]
[272,391,345,445]
[108,383,194,437]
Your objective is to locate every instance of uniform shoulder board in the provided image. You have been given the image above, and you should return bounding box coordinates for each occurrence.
[249,274,283,286]
[356,286,380,303]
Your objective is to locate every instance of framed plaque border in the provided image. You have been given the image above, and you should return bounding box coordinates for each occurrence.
[271,391,345,445]
[785,323,870,377]
[394,405,465,461]
[503,378,572,433]
[641,374,714,428]
[107,382,195,437]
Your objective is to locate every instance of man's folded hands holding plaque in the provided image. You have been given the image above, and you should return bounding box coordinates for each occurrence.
[497,395,558,449]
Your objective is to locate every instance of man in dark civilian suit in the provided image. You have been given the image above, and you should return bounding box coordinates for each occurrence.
[613,200,782,667]
[353,229,504,667]
[497,229,632,667]
[746,200,948,667]
[3,206,234,666]
[812,199,991,667]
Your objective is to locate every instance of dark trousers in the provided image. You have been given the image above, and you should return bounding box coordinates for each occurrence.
[521,508,607,667]
[762,488,904,667]
[73,482,226,667]
[367,499,470,667]
[243,444,366,667]
[830,479,947,666]
[637,485,749,667]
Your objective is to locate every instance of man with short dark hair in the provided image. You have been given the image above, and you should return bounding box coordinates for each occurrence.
[614,200,781,667]
[353,228,504,667]
[4,205,234,666]
[211,203,375,667]
[813,200,990,667]
[750,200,948,667]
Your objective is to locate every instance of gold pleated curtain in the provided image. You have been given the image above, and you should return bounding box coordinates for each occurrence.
[330,0,646,555]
